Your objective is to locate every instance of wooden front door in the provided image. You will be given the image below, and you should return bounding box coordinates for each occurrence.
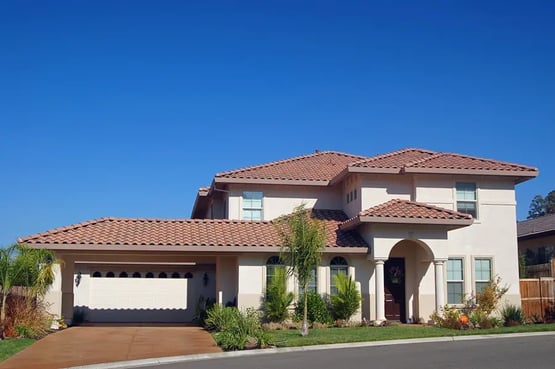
[384,258,406,323]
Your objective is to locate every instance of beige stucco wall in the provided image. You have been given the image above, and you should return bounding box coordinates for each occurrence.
[227,184,342,220]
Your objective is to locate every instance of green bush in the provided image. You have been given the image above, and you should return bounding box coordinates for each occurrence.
[430,305,462,329]
[204,304,239,332]
[501,304,525,326]
[294,292,332,324]
[193,295,216,325]
[262,268,294,323]
[330,273,361,321]
[205,305,270,351]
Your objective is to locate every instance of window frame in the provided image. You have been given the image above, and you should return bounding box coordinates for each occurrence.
[242,191,263,221]
[330,256,349,296]
[474,257,493,294]
[456,182,478,218]
[446,258,464,305]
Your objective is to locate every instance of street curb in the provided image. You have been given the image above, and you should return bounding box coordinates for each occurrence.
[66,331,555,369]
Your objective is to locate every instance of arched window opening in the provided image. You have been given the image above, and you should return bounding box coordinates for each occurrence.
[92,271,101,278]
[119,271,128,278]
[106,271,115,278]
[171,272,180,278]
[184,272,193,279]
[159,272,167,278]
[145,272,154,278]
[132,272,141,278]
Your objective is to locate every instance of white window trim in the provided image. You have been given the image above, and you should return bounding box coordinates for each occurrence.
[241,191,264,221]
[472,256,494,294]
[446,257,465,305]
[455,182,479,219]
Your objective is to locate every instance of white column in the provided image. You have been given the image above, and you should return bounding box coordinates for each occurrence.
[434,259,446,312]
[375,259,386,322]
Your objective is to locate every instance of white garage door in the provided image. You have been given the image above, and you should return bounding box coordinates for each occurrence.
[75,269,214,323]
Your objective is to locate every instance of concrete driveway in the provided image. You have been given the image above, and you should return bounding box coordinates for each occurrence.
[0,325,221,369]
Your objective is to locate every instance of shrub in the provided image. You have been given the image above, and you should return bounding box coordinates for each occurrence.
[474,276,508,316]
[262,268,294,323]
[294,292,332,324]
[4,294,51,339]
[205,305,271,351]
[501,304,525,326]
[430,305,462,329]
[330,273,361,321]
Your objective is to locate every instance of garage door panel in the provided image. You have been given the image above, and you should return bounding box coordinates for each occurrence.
[90,278,188,310]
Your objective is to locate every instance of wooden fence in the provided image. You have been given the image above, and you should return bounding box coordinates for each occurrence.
[520,277,555,321]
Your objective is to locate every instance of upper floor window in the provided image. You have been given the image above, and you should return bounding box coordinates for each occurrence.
[456,182,477,218]
[330,257,348,295]
[474,258,492,294]
[447,258,464,304]
[242,191,263,221]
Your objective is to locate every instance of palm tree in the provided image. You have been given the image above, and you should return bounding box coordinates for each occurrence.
[276,205,326,336]
[0,244,59,324]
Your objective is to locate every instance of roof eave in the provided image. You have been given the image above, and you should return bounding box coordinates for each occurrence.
[403,167,539,178]
[24,243,368,254]
[341,216,472,230]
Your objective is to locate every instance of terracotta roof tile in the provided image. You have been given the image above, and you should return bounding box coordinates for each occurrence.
[349,148,436,169]
[19,210,368,249]
[215,151,367,183]
[341,199,472,229]
[404,152,538,174]
[517,213,555,238]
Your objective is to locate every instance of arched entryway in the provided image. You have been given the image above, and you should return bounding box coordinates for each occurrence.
[385,239,434,323]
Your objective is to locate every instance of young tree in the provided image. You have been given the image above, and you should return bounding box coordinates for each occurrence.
[0,244,58,324]
[276,205,326,336]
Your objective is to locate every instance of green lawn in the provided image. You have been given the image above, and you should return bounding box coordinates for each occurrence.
[268,323,555,347]
[0,339,34,362]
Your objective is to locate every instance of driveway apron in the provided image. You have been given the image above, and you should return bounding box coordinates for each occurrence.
[0,325,221,369]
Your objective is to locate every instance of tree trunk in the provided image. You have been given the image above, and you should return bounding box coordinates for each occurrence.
[301,284,309,336]
[0,292,7,324]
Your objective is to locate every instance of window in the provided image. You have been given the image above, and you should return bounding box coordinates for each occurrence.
[92,271,101,278]
[159,272,167,278]
[242,192,263,221]
[456,182,477,218]
[106,271,115,278]
[132,272,141,278]
[299,268,317,295]
[145,272,154,278]
[330,257,348,295]
[119,272,128,278]
[474,258,492,294]
[266,256,284,291]
[184,272,193,279]
[171,272,180,278]
[447,259,464,304]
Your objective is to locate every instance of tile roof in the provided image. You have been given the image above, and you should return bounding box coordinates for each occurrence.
[403,152,538,175]
[215,151,367,184]
[19,209,368,250]
[341,199,473,229]
[349,148,436,170]
[517,213,555,238]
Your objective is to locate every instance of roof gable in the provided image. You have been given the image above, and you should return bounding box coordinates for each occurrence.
[340,199,473,229]
[214,151,367,185]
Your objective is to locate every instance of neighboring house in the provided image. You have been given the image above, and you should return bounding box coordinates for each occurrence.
[518,214,555,276]
[19,148,538,324]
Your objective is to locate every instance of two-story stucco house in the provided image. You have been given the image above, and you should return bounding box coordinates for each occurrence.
[20,148,538,324]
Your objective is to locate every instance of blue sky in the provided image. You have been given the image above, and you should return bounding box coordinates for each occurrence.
[1,1,554,246]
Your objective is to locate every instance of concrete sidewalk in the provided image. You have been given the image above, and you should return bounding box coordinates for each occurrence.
[0,326,221,369]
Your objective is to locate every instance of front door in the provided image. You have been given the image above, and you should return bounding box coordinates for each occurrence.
[384,258,406,323]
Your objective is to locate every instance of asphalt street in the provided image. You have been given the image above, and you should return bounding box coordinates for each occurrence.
[147,335,555,369]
